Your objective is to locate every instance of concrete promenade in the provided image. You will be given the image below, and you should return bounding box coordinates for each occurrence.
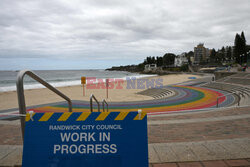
[1,106,250,166]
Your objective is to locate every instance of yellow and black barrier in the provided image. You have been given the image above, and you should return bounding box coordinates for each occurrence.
[25,111,147,122]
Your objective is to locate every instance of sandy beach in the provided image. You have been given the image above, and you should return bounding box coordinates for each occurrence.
[0,74,201,110]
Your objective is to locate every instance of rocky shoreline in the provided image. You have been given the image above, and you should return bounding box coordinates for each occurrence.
[106,65,188,75]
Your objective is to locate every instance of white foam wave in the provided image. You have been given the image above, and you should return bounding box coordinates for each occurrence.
[0,74,157,92]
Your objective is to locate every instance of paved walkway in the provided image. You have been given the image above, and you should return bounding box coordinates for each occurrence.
[148,114,250,125]
[151,159,250,167]
[149,138,250,163]
[1,138,250,167]
[0,145,22,167]
[0,106,250,166]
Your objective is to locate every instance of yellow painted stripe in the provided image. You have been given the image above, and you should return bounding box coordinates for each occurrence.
[115,112,129,120]
[77,112,91,121]
[33,85,220,114]
[25,114,30,122]
[134,112,147,120]
[96,112,110,121]
[25,113,35,122]
[57,112,72,121]
[39,113,54,121]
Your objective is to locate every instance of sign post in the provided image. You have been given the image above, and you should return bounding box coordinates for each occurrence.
[106,79,109,99]
[81,77,86,96]
[22,111,148,167]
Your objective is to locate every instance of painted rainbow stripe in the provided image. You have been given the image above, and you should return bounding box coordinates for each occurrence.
[29,85,227,114]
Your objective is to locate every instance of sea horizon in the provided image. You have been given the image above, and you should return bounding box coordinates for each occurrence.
[0,69,156,92]
[0,68,106,72]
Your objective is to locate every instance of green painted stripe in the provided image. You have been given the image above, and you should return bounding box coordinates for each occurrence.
[51,88,205,110]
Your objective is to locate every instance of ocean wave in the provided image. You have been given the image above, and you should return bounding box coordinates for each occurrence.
[0,74,157,92]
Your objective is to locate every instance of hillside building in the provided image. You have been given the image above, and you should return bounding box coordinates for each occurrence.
[194,43,210,64]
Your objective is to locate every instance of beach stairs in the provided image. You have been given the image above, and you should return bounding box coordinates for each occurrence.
[1,82,239,121]
[188,65,195,73]
[136,88,174,99]
[218,72,250,106]
[216,72,250,86]
[224,78,250,86]
[204,82,250,106]
[230,72,250,78]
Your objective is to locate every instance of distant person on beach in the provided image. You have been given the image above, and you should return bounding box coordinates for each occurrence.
[227,65,231,72]
[242,64,247,72]
[244,64,248,71]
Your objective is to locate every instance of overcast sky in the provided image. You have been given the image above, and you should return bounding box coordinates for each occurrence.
[0,0,249,70]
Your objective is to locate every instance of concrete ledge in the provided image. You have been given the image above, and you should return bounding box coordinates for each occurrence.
[1,138,250,166]
[149,137,250,163]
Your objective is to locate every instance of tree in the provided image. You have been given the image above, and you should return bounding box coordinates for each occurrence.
[146,57,150,64]
[152,57,156,64]
[226,46,232,62]
[241,31,247,62]
[145,56,156,64]
[234,31,247,64]
[137,63,145,71]
[210,48,217,62]
[156,56,163,67]
[215,50,223,62]
[221,46,226,62]
[234,33,242,64]
[186,51,194,64]
[241,31,246,44]
[163,53,176,66]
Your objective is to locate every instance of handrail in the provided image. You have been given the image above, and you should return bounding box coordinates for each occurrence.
[102,99,108,112]
[198,81,213,87]
[90,94,100,112]
[216,91,239,108]
[16,70,72,141]
[148,104,250,117]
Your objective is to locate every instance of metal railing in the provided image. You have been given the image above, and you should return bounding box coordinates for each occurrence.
[148,104,250,117]
[198,81,213,87]
[216,91,240,108]
[102,99,108,112]
[16,70,72,140]
[90,94,100,112]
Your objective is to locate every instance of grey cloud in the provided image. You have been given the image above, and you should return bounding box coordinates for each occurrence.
[0,0,249,62]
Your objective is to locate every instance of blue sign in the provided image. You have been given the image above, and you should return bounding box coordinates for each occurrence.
[22,112,148,167]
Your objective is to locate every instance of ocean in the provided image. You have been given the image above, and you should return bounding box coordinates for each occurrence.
[0,70,155,92]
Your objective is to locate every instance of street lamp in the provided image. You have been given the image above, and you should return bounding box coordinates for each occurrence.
[240,54,243,65]
[247,51,250,66]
